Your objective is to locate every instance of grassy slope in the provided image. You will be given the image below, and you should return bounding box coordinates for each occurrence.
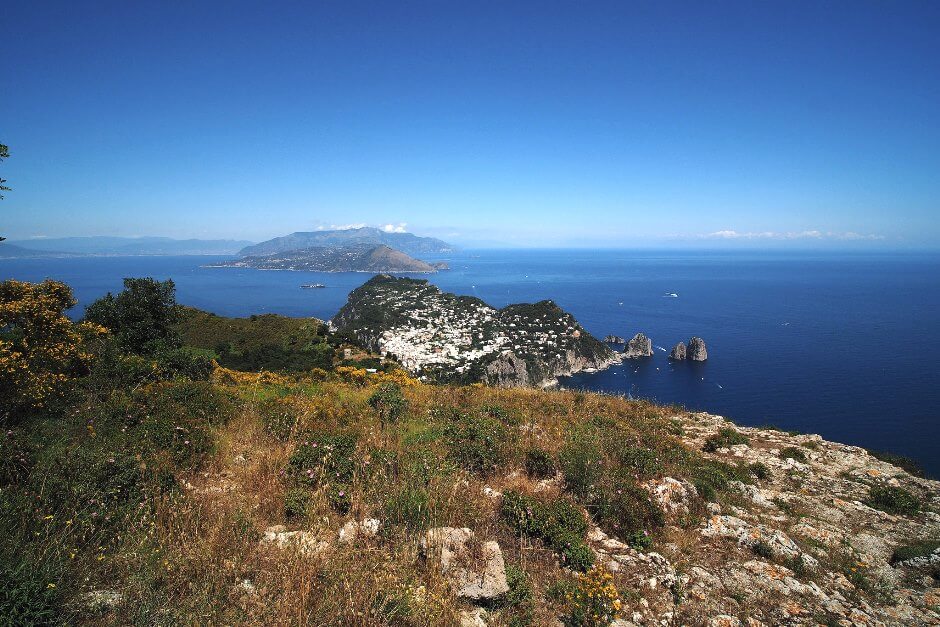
[6,367,938,625]
[175,306,334,371]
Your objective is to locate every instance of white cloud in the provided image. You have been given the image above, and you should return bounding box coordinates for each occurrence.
[316,223,367,231]
[381,222,408,233]
[701,229,882,241]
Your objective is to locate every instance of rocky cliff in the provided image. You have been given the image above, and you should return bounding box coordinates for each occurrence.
[669,341,687,360]
[624,332,654,359]
[689,336,708,361]
[330,275,618,386]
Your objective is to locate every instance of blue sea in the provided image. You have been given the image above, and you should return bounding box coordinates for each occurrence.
[4,250,939,476]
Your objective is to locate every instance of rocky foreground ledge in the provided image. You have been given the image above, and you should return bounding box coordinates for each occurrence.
[638,413,940,626]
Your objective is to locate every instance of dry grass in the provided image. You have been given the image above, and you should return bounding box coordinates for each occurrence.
[88,378,716,625]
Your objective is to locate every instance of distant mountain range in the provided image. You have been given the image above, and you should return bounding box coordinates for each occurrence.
[2,236,255,257]
[213,244,449,273]
[238,227,454,257]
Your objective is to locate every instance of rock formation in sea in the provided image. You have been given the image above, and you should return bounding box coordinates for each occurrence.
[623,333,653,359]
[604,335,626,344]
[688,336,708,361]
[669,341,687,360]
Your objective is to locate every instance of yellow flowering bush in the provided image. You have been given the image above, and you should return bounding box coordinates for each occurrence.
[0,280,104,420]
[211,365,291,387]
[334,365,419,387]
[566,566,623,626]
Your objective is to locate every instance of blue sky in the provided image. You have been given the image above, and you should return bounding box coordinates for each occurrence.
[2,1,939,248]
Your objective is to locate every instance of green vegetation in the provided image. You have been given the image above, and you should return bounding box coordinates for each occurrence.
[779,446,808,463]
[867,450,926,478]
[501,490,594,571]
[889,539,940,564]
[5,275,928,624]
[866,485,922,515]
[84,277,182,353]
[524,447,557,479]
[175,306,334,372]
[702,427,749,452]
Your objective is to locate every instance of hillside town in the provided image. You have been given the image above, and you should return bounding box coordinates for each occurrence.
[330,275,617,385]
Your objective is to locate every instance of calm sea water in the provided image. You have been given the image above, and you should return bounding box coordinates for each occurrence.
[4,250,939,476]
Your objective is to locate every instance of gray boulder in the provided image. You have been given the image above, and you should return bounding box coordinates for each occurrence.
[624,333,653,359]
[688,337,708,361]
[420,527,509,601]
[669,342,687,360]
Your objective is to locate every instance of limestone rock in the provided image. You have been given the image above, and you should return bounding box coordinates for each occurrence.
[82,589,123,612]
[420,527,509,601]
[644,476,697,519]
[605,335,627,344]
[669,342,687,360]
[485,351,530,387]
[260,525,328,556]
[688,336,708,361]
[624,333,653,359]
[459,608,489,627]
[337,518,381,544]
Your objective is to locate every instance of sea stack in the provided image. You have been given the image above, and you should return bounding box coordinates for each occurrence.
[688,336,708,361]
[604,335,626,344]
[623,333,653,358]
[669,342,687,360]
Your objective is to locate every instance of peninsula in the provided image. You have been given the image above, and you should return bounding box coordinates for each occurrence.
[330,275,618,386]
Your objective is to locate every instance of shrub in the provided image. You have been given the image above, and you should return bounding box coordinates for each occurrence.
[690,459,749,502]
[779,446,808,463]
[289,432,358,484]
[564,566,623,627]
[83,277,181,354]
[558,539,595,572]
[867,450,926,478]
[0,279,102,422]
[612,445,663,480]
[498,564,535,626]
[501,490,593,572]
[368,383,408,428]
[442,410,510,476]
[889,540,940,564]
[702,427,749,452]
[524,447,556,479]
[749,462,770,480]
[588,481,664,540]
[155,346,216,381]
[752,540,775,559]
[866,485,921,515]
[559,427,604,499]
[328,483,352,514]
[284,486,311,519]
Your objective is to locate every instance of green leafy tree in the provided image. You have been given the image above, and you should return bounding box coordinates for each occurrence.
[84,277,182,354]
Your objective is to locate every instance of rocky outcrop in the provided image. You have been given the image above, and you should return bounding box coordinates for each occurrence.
[669,342,687,360]
[688,336,708,361]
[420,527,509,601]
[484,351,531,387]
[605,335,626,344]
[623,333,653,358]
